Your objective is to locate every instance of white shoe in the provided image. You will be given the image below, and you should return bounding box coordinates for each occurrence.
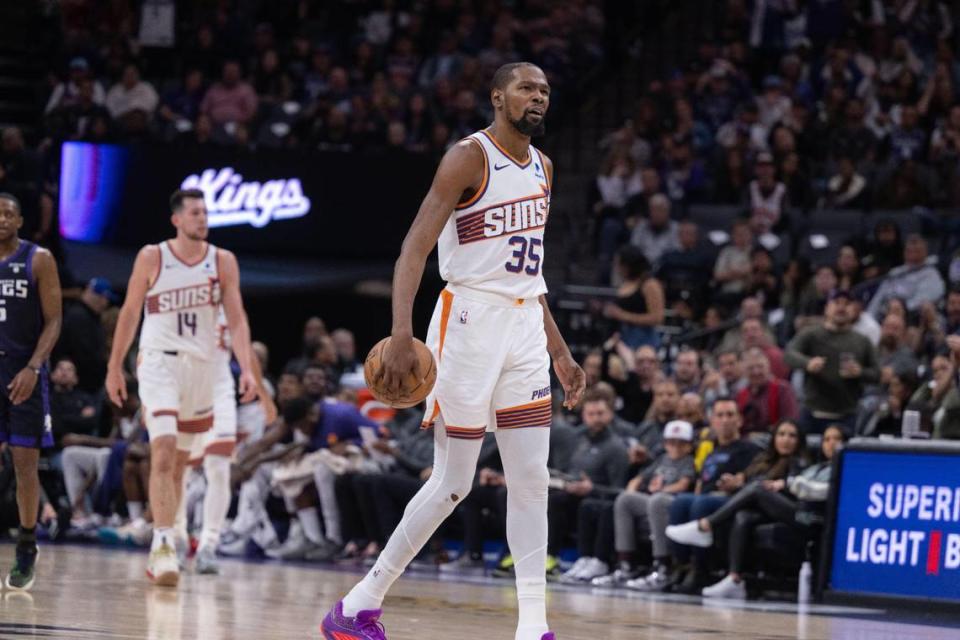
[579,558,610,581]
[218,532,250,557]
[702,574,747,599]
[625,569,670,592]
[147,543,180,587]
[195,546,220,575]
[666,521,713,548]
[559,557,592,583]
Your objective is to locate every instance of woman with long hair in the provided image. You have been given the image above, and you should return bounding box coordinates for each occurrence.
[667,420,845,599]
[602,245,665,349]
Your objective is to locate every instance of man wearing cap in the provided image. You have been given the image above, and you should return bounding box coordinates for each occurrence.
[45,57,105,114]
[786,288,879,434]
[56,278,117,393]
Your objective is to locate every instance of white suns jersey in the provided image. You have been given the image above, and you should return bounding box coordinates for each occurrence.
[437,129,551,300]
[140,241,221,361]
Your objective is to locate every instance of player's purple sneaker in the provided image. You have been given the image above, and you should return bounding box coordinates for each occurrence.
[320,601,387,640]
[541,634,556,640]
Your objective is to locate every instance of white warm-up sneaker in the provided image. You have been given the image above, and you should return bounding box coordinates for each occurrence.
[666,521,714,548]
[701,574,747,599]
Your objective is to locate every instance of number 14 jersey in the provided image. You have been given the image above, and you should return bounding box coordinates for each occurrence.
[437,129,550,300]
[140,241,221,361]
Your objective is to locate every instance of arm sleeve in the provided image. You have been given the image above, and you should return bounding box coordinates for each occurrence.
[784,329,812,370]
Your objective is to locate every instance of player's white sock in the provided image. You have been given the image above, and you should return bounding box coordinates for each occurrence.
[152,527,176,551]
[174,471,190,542]
[496,427,550,640]
[200,454,232,551]
[342,425,483,617]
[128,501,144,521]
[313,463,343,545]
[298,507,324,544]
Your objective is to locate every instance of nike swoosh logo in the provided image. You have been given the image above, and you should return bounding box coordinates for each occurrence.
[494,163,510,171]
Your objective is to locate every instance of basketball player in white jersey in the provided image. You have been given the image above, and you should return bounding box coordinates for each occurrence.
[106,188,257,587]
[179,306,276,575]
[322,63,585,640]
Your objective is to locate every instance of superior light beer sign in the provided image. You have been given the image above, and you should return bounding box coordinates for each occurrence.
[831,448,960,600]
[181,167,312,229]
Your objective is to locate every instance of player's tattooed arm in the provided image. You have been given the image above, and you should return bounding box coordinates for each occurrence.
[380,139,485,395]
[8,248,61,405]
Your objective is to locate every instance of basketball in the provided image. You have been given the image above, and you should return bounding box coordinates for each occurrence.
[364,336,436,409]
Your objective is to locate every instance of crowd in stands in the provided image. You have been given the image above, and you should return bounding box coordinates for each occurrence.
[40,0,605,154]
[5,0,960,606]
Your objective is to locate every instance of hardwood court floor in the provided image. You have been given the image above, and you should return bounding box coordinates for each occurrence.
[0,544,957,640]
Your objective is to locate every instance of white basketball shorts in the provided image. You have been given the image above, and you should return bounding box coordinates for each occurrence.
[420,284,552,441]
[138,349,216,446]
[188,356,238,464]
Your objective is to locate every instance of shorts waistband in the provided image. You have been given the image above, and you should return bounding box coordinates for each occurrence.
[445,284,539,308]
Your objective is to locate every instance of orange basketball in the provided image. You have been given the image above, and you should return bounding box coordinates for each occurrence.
[364,337,437,409]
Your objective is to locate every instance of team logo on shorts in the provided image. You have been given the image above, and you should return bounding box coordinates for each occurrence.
[459,310,468,324]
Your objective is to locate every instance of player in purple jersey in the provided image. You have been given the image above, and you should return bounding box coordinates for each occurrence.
[0,193,62,590]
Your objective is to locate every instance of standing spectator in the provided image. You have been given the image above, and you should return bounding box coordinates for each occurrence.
[736,349,798,438]
[786,289,879,434]
[200,60,259,126]
[866,235,945,318]
[747,151,787,234]
[45,57,105,114]
[713,220,754,301]
[602,245,665,349]
[56,278,116,393]
[629,194,680,267]
[105,63,159,125]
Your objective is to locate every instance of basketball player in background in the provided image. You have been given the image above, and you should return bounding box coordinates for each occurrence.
[178,306,277,574]
[106,189,257,587]
[0,193,61,591]
[322,63,585,640]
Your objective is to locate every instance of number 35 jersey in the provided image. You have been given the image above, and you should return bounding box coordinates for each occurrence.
[140,241,221,361]
[437,129,551,300]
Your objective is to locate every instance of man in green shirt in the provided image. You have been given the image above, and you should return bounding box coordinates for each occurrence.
[785,289,879,434]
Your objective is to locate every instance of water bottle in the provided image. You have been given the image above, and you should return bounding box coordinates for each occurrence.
[797,560,812,604]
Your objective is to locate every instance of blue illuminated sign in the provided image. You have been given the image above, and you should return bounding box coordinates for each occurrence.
[831,449,960,600]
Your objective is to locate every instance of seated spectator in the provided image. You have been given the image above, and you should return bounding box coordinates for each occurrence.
[865,370,919,437]
[606,343,660,424]
[629,399,760,593]
[859,220,904,280]
[746,247,780,310]
[836,245,862,291]
[786,289,879,434]
[105,63,159,130]
[746,151,787,234]
[672,349,702,394]
[700,350,746,409]
[629,194,680,267]
[741,318,788,380]
[45,57,105,114]
[547,390,630,565]
[717,297,775,353]
[49,358,98,447]
[668,423,844,600]
[867,235,945,318]
[823,156,869,209]
[877,312,920,381]
[909,349,960,439]
[331,328,362,378]
[736,349,798,439]
[584,420,697,586]
[713,220,754,301]
[158,68,206,131]
[657,221,714,311]
[945,289,960,335]
[200,60,259,126]
[850,295,881,347]
[602,245,665,349]
[46,77,111,141]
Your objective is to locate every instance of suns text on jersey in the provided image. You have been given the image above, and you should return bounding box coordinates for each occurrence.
[145,281,221,315]
[483,195,549,238]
